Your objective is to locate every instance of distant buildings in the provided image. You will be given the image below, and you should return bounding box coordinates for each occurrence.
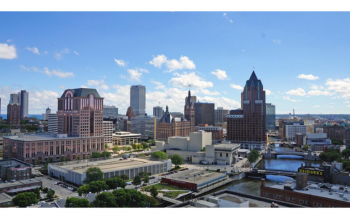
[0,159,32,181]
[194,102,215,126]
[42,107,51,120]
[130,115,156,140]
[130,85,146,116]
[48,113,58,134]
[215,107,229,124]
[126,106,135,120]
[279,120,305,141]
[112,131,141,146]
[195,124,223,143]
[226,71,266,151]
[103,105,118,118]
[9,93,19,104]
[19,90,29,118]
[266,103,276,131]
[7,103,21,127]
[153,106,164,118]
[323,124,350,146]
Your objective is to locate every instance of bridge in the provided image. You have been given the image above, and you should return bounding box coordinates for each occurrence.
[246,169,297,179]
[274,151,307,156]
[161,196,183,204]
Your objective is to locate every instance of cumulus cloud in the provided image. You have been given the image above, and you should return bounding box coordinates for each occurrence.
[149,55,195,72]
[100,85,131,113]
[200,89,220,96]
[307,90,332,96]
[0,43,17,59]
[54,48,70,61]
[286,88,306,96]
[265,90,273,95]
[86,80,109,90]
[114,59,127,67]
[19,65,74,78]
[325,78,350,98]
[26,46,40,55]
[283,96,301,102]
[298,74,319,80]
[344,101,350,104]
[211,69,228,80]
[230,84,243,90]
[151,80,165,90]
[169,72,213,89]
[127,68,143,82]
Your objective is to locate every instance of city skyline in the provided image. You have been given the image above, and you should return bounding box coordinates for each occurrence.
[1,12,350,115]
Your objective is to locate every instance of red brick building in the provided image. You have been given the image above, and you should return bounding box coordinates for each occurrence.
[7,103,21,127]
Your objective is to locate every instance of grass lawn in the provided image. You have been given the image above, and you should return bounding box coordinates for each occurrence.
[163,191,187,198]
[142,183,185,191]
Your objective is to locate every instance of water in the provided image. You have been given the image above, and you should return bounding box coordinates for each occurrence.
[1,114,42,120]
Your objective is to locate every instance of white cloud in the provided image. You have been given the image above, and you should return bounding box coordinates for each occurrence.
[273,39,281,44]
[230,19,233,23]
[0,43,17,59]
[151,80,165,90]
[265,90,273,95]
[26,46,40,55]
[120,75,126,79]
[6,39,12,43]
[286,88,306,96]
[114,59,127,67]
[149,55,195,72]
[283,96,301,102]
[101,85,131,113]
[43,51,48,55]
[230,84,243,90]
[138,68,149,73]
[73,51,79,56]
[211,69,228,80]
[307,90,332,96]
[347,105,350,108]
[127,68,143,82]
[200,89,220,96]
[298,74,319,80]
[223,13,227,17]
[326,78,350,98]
[54,48,70,61]
[169,72,213,89]
[313,105,320,108]
[43,68,74,78]
[86,80,109,90]
[344,101,350,104]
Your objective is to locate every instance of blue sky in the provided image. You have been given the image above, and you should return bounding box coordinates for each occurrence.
[1,12,350,115]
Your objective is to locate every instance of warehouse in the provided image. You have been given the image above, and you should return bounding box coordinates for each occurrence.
[161,169,227,191]
[48,157,171,185]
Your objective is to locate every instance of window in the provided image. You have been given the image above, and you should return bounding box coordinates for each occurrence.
[226,153,228,157]
[220,153,222,157]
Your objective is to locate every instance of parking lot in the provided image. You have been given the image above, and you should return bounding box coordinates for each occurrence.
[37,176,78,199]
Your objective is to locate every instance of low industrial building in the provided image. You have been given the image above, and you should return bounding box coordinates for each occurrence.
[156,131,240,165]
[161,169,227,191]
[0,159,32,181]
[0,178,42,195]
[0,193,13,207]
[187,193,249,208]
[112,132,141,146]
[48,157,171,185]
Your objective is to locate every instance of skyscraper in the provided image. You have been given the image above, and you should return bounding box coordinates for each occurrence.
[48,113,58,134]
[266,103,276,131]
[194,102,215,126]
[103,105,118,118]
[19,90,29,118]
[226,71,266,151]
[10,93,19,104]
[153,106,164,118]
[130,85,146,116]
[184,90,195,132]
[214,107,230,123]
[7,103,21,127]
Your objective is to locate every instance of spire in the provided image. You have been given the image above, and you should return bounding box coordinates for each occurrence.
[249,71,258,82]
[166,105,169,113]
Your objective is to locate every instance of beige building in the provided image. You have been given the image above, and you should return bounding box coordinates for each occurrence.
[103,121,113,147]
[112,132,141,146]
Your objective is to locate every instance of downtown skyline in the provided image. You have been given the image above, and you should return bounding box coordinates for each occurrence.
[1,12,350,115]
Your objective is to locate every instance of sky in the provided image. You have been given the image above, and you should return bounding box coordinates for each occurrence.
[1,12,350,115]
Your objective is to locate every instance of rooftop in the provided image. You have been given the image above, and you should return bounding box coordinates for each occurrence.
[0,178,41,189]
[214,143,241,151]
[0,193,12,203]
[216,194,247,204]
[3,134,103,142]
[163,169,226,185]
[61,88,101,98]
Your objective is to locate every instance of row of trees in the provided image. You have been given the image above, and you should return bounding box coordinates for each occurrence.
[78,177,127,196]
[319,149,350,171]
[91,151,111,159]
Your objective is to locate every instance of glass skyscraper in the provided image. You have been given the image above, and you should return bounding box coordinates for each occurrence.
[130,85,146,116]
[266,103,276,131]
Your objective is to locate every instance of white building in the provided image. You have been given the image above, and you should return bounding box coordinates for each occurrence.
[48,114,58,134]
[42,107,51,120]
[112,132,141,146]
[285,124,307,141]
[103,121,113,147]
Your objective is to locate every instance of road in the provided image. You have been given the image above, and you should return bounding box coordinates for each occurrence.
[36,176,78,199]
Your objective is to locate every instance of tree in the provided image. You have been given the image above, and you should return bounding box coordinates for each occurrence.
[342,149,350,158]
[143,174,149,183]
[248,149,260,164]
[132,176,141,186]
[112,189,146,207]
[126,147,132,151]
[89,181,109,193]
[171,154,183,167]
[105,143,109,149]
[303,145,310,151]
[84,167,104,184]
[92,192,117,207]
[120,174,129,181]
[106,177,126,189]
[91,152,101,159]
[141,142,149,149]
[77,185,91,196]
[65,197,90,207]
[138,172,145,178]
[47,190,55,199]
[150,186,158,198]
[331,138,344,145]
[12,192,38,207]
[151,151,168,160]
[132,143,137,150]
[112,146,121,153]
[201,147,206,151]
[34,187,41,199]
[101,151,111,158]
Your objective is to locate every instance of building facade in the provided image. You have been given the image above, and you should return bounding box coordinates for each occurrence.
[103,121,113,147]
[103,105,118,118]
[184,90,195,132]
[153,106,164,118]
[9,93,19,104]
[195,124,224,143]
[226,71,266,151]
[130,116,156,139]
[323,124,350,146]
[112,132,141,146]
[7,104,21,127]
[48,113,58,134]
[19,90,29,118]
[126,106,135,120]
[130,85,146,116]
[279,120,305,140]
[194,102,215,126]
[42,107,51,120]
[215,107,230,124]
[285,124,307,142]
[266,103,276,131]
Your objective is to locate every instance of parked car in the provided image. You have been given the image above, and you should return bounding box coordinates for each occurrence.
[143,183,148,186]
[200,160,209,165]
[161,174,166,176]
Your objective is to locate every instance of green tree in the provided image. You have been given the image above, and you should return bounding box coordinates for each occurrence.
[112,189,146,207]
[143,174,149,183]
[101,151,111,158]
[12,192,38,207]
[65,197,90,207]
[126,147,132,151]
[133,175,141,186]
[47,190,55,199]
[34,187,41,199]
[93,192,117,207]
[89,181,109,193]
[171,154,183,168]
[105,143,109,149]
[138,172,145,178]
[151,151,168,160]
[331,138,344,145]
[141,142,149,149]
[77,185,91,196]
[201,147,206,151]
[303,145,310,151]
[150,186,158,198]
[91,152,101,158]
[112,146,121,153]
[84,167,104,183]
[132,143,137,150]
[342,149,350,158]
[106,177,126,189]
[120,174,129,181]
[248,149,260,164]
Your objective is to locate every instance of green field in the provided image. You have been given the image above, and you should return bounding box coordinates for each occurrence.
[142,183,182,191]
[163,191,187,198]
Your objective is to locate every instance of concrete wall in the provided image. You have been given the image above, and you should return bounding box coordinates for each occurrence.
[217,199,249,208]
[168,137,189,150]
[205,145,215,158]
[155,141,165,151]
[166,149,205,161]
[188,131,212,152]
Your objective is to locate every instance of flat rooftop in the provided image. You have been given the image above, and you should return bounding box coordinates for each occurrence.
[0,178,41,189]
[216,194,247,204]
[163,169,226,185]
[3,134,103,141]
[51,158,164,174]
[113,133,141,137]
[0,193,12,203]
[215,144,241,151]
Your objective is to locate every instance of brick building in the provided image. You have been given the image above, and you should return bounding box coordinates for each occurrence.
[7,103,21,127]
[323,124,350,146]
[195,124,223,143]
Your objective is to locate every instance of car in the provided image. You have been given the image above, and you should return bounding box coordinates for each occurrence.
[150,176,155,179]
[126,182,132,185]
[119,158,123,160]
[161,174,166,176]
[135,185,141,188]
[185,168,189,170]
[170,171,174,174]
[175,171,178,173]
[166,173,170,175]
[143,183,148,186]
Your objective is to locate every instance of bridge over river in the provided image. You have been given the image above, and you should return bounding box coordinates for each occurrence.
[263,148,320,161]
[246,169,298,179]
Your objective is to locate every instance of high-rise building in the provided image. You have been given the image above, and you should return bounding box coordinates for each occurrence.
[266,103,276,131]
[279,120,305,140]
[184,90,195,132]
[57,88,104,137]
[48,113,58,134]
[131,115,156,139]
[103,105,118,118]
[214,107,230,123]
[153,106,164,118]
[130,85,146,116]
[194,102,215,126]
[126,106,135,120]
[103,121,113,147]
[226,71,266,151]
[19,90,29,118]
[185,95,197,106]
[42,107,51,120]
[7,103,21,127]
[9,93,19,104]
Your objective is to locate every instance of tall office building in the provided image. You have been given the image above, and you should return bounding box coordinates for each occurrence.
[194,102,215,126]
[266,103,276,131]
[126,106,135,120]
[10,93,19,104]
[215,107,230,123]
[227,71,266,151]
[153,106,164,118]
[19,90,29,118]
[103,105,118,118]
[57,88,104,137]
[7,103,21,127]
[130,85,146,116]
[48,113,58,134]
